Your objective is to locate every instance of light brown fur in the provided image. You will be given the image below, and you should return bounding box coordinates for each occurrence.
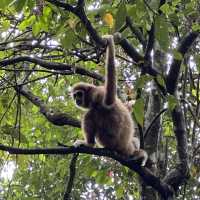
[72,35,147,166]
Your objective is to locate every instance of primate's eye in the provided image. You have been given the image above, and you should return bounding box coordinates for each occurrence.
[73,91,83,98]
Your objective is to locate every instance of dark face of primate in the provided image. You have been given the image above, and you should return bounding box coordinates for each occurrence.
[73,90,85,107]
[72,87,94,109]
[72,83,99,109]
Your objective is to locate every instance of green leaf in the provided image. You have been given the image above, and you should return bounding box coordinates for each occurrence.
[136,0,146,19]
[135,75,153,89]
[0,51,6,59]
[167,95,178,111]
[156,75,165,87]
[2,20,10,31]
[115,2,127,31]
[39,17,49,32]
[169,13,180,26]
[160,3,171,15]
[192,23,200,32]
[27,0,35,9]
[32,22,41,36]
[184,1,197,16]
[155,15,169,51]
[172,0,181,6]
[136,0,145,13]
[149,0,159,11]
[0,0,13,9]
[133,98,144,127]
[76,22,87,38]
[163,121,173,136]
[95,170,111,185]
[39,154,46,162]
[18,15,36,31]
[127,5,137,20]
[192,89,200,100]
[14,0,27,12]
[116,186,124,198]
[192,89,196,97]
[43,6,52,18]
[60,30,77,49]
[172,50,183,60]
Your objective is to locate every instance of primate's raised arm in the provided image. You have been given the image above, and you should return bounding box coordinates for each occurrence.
[103,35,117,106]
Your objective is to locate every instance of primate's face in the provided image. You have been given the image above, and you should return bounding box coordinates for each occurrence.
[72,84,95,109]
[73,90,85,107]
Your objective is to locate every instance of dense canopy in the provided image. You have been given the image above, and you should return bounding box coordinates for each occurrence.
[0,0,199,199]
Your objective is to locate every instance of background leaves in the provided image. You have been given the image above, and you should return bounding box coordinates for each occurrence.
[0,0,199,199]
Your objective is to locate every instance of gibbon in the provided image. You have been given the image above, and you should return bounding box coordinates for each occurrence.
[72,35,148,166]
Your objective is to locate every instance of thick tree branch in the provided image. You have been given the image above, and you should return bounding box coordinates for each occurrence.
[75,8,106,46]
[46,0,106,46]
[164,33,199,190]
[46,0,161,84]
[163,104,190,190]
[45,0,75,13]
[77,0,84,7]
[125,17,146,48]
[115,34,144,63]
[0,143,173,199]
[46,0,150,66]
[18,87,81,128]
[114,33,161,78]
[166,32,199,94]
[0,56,104,81]
[144,24,155,61]
[63,153,79,200]
[172,106,189,164]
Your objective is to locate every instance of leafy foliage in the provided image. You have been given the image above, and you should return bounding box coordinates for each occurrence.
[0,0,199,199]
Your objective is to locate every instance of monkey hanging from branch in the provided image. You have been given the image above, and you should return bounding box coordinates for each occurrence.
[72,35,148,166]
